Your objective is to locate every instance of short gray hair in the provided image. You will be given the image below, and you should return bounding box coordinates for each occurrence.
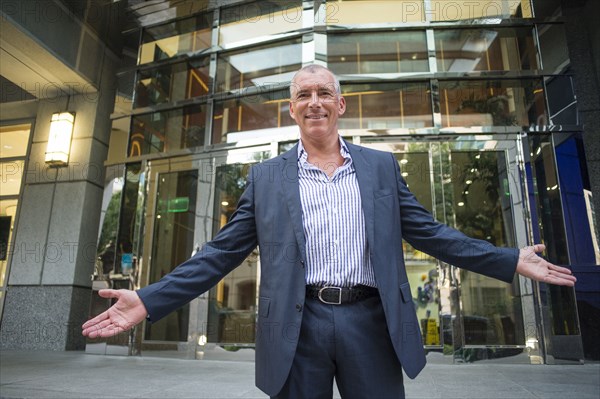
[290,64,342,97]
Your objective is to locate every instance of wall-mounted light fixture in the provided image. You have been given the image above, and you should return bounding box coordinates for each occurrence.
[45,112,75,167]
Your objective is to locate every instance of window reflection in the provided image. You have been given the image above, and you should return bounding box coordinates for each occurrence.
[526,134,579,337]
[145,170,197,342]
[328,31,428,74]
[545,76,578,125]
[212,90,294,144]
[538,24,570,74]
[0,161,24,196]
[340,82,433,130]
[135,57,211,108]
[130,105,206,156]
[219,0,302,46]
[435,28,538,72]
[429,0,532,21]
[0,200,18,281]
[216,38,302,93]
[208,156,269,345]
[531,0,563,17]
[451,150,524,348]
[138,13,212,65]
[115,163,143,276]
[325,0,426,24]
[394,151,441,347]
[439,79,546,128]
[95,166,124,277]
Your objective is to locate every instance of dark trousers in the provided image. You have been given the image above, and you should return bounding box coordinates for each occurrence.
[273,295,405,399]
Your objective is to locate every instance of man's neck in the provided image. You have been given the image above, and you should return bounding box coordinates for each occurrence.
[300,135,344,177]
[300,135,341,159]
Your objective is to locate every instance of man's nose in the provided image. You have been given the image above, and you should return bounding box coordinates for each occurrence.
[309,91,321,107]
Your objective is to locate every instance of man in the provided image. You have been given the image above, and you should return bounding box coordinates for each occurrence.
[82,65,576,398]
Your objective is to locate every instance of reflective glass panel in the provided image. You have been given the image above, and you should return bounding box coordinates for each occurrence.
[538,24,570,74]
[429,0,533,21]
[134,56,211,108]
[95,165,124,276]
[435,28,538,72]
[145,169,198,341]
[532,0,563,17]
[328,31,429,74]
[394,150,442,347]
[448,149,524,349]
[0,160,24,196]
[526,134,579,337]
[115,163,143,275]
[0,199,18,283]
[439,79,546,128]
[219,1,302,46]
[207,158,268,344]
[340,82,433,131]
[130,105,207,156]
[324,0,426,24]
[212,90,294,144]
[545,76,578,125]
[216,38,302,93]
[0,123,31,158]
[138,13,212,65]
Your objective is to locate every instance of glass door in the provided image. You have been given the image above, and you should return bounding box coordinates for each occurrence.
[138,155,210,356]
[363,134,535,363]
[203,147,271,349]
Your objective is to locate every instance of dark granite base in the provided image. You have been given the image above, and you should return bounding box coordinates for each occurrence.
[0,285,91,350]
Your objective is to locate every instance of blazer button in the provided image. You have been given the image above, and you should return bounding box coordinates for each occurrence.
[300,260,305,268]
[295,304,303,312]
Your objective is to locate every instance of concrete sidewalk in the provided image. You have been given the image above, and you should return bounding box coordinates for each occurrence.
[1,350,599,398]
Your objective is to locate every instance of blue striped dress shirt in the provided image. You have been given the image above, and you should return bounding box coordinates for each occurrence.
[297,138,377,288]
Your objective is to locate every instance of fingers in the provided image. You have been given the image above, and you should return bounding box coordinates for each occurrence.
[548,262,574,275]
[84,321,128,338]
[97,289,120,299]
[83,316,134,338]
[82,310,108,330]
[546,274,576,287]
[82,318,111,337]
[532,243,546,253]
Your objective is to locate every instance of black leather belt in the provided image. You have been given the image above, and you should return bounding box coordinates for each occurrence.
[306,285,378,305]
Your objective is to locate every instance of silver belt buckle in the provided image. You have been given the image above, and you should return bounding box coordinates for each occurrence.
[318,286,342,305]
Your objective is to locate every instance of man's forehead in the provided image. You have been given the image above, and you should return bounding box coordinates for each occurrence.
[295,81,337,90]
[292,74,338,91]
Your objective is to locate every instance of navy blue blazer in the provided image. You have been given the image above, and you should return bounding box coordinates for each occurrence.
[137,141,518,395]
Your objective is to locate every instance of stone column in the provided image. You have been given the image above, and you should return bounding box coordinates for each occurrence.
[0,56,116,350]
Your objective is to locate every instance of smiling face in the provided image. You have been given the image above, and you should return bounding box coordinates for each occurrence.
[289,67,346,145]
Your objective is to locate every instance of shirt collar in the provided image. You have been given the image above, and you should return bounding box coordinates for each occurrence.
[297,136,351,164]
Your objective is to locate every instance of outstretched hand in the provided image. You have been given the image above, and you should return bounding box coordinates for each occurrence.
[82,289,148,338]
[516,244,577,287]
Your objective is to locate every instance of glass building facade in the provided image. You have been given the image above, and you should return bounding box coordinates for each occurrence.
[83,0,593,363]
[1,0,598,364]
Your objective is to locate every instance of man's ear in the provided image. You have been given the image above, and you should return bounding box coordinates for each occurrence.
[289,100,296,119]
[338,96,346,116]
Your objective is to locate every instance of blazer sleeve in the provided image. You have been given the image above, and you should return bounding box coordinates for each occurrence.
[390,153,518,283]
[137,165,259,322]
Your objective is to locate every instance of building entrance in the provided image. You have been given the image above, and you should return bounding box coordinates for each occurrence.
[363,134,534,362]
[137,134,554,363]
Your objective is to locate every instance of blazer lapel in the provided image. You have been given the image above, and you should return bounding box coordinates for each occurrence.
[280,145,307,263]
[346,142,376,249]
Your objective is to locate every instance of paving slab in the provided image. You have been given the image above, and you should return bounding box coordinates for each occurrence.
[1,350,598,398]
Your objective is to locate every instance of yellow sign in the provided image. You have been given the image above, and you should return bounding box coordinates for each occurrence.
[425,319,440,345]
